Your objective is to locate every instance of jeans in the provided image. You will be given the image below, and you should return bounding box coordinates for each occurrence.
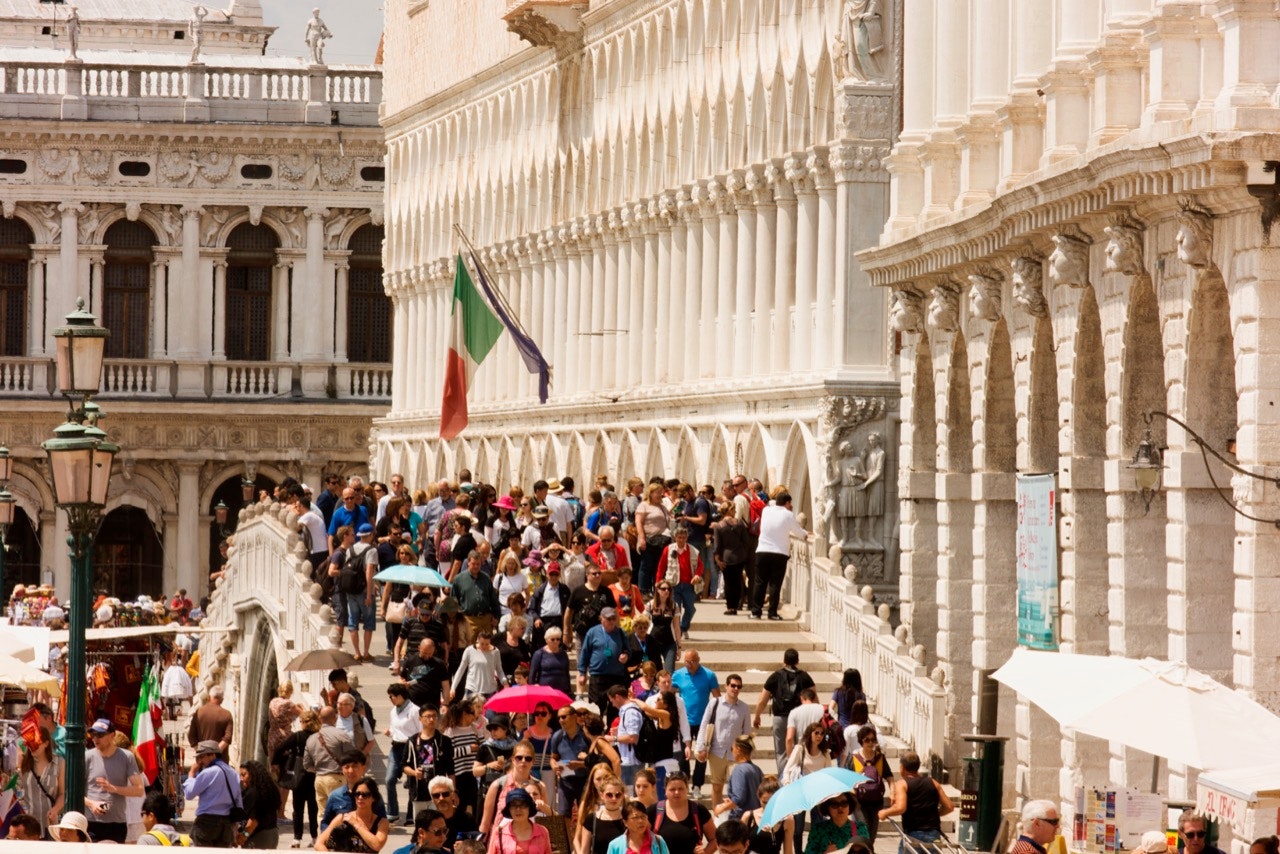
[331,591,348,628]
[771,717,788,775]
[385,741,409,818]
[620,763,638,791]
[682,723,707,788]
[901,828,944,854]
[674,582,697,633]
[347,597,376,631]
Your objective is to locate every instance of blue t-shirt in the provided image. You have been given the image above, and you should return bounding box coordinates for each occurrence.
[672,665,719,725]
[328,503,370,537]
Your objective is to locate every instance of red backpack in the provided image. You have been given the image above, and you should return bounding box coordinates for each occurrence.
[748,497,767,537]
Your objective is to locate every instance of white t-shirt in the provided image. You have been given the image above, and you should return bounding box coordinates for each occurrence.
[756,505,807,556]
[545,493,573,534]
[786,702,826,742]
[299,510,328,555]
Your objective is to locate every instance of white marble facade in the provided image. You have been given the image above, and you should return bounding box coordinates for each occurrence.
[0,0,386,601]
[858,0,1280,832]
[376,0,904,591]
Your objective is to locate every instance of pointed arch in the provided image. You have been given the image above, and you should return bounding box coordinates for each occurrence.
[542,434,564,481]
[748,73,768,163]
[812,48,835,144]
[641,428,670,481]
[564,435,586,493]
[742,422,776,487]
[788,55,811,151]
[779,421,816,526]
[674,426,701,485]
[706,425,734,487]
[588,431,613,489]
[617,430,640,484]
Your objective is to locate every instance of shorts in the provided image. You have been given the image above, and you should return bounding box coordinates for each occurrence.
[346,597,376,631]
[707,753,732,787]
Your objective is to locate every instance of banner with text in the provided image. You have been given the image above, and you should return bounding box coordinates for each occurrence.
[1016,473,1059,650]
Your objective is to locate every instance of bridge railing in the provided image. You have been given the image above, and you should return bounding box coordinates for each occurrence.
[784,533,949,765]
[197,500,342,759]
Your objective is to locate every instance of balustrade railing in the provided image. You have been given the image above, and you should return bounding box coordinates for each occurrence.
[337,363,393,400]
[99,359,173,396]
[785,533,949,765]
[214,361,291,397]
[0,60,380,125]
[0,358,49,394]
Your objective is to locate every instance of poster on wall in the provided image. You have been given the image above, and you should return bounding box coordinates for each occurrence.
[1016,473,1059,650]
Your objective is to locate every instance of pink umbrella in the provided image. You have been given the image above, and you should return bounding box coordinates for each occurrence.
[484,685,574,714]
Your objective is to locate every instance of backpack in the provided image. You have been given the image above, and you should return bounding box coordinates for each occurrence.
[850,752,887,802]
[748,497,767,537]
[566,495,584,529]
[146,829,192,846]
[772,669,800,717]
[633,704,667,765]
[338,544,369,594]
[819,709,846,758]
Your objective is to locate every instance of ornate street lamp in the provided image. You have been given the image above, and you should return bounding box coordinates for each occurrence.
[41,299,118,815]
[214,499,231,540]
[241,477,255,503]
[1127,429,1163,513]
[0,446,14,607]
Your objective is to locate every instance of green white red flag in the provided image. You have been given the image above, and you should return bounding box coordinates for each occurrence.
[440,253,504,439]
[131,665,161,784]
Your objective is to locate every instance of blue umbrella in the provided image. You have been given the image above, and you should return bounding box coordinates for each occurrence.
[373,565,452,589]
[760,766,870,828]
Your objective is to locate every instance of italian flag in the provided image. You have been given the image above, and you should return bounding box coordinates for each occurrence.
[132,665,161,784]
[440,253,504,439]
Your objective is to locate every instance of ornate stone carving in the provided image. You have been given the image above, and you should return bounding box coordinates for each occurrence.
[821,429,888,550]
[247,205,264,227]
[784,155,810,194]
[1011,256,1048,317]
[273,207,305,246]
[279,152,312,185]
[30,203,61,243]
[368,206,384,227]
[77,204,104,244]
[1103,218,1144,275]
[201,208,232,246]
[190,5,207,62]
[36,148,72,181]
[80,150,111,183]
[1048,232,1091,289]
[324,209,356,249]
[927,282,961,332]
[159,150,193,183]
[125,201,141,222]
[304,7,332,65]
[968,271,1002,321]
[889,286,924,333]
[320,155,354,187]
[198,152,233,185]
[1176,201,1214,269]
[155,205,181,242]
[837,0,887,81]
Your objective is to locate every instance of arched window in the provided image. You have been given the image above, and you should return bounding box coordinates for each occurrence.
[0,218,33,357]
[225,223,279,361]
[347,224,390,363]
[94,506,163,598]
[102,220,156,359]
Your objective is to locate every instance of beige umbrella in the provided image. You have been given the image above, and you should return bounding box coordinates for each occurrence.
[0,652,59,692]
[0,629,37,663]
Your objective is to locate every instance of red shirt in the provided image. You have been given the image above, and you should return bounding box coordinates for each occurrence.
[656,544,700,585]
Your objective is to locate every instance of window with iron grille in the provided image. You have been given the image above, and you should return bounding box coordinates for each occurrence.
[225,223,279,361]
[0,218,33,357]
[347,224,389,363]
[103,220,156,359]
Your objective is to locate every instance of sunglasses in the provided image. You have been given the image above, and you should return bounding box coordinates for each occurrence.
[1183,832,1205,839]
[513,755,534,762]
[828,801,851,810]
[728,683,742,689]
[354,791,374,799]
[426,826,448,835]
[1039,818,1061,827]
[603,792,624,799]
[431,792,452,800]
[534,711,549,717]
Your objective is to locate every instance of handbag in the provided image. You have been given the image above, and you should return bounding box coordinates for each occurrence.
[217,763,248,823]
[780,745,804,785]
[385,600,407,624]
[278,747,305,790]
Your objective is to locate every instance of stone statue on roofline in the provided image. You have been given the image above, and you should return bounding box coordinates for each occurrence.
[305,8,332,66]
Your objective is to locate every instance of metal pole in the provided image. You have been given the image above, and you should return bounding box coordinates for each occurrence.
[61,507,96,816]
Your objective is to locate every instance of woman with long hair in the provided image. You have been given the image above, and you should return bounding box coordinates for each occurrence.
[494,553,530,617]
[607,799,671,854]
[238,759,284,849]
[274,707,322,847]
[18,726,63,836]
[633,483,672,595]
[444,699,482,817]
[780,722,833,852]
[646,583,681,674]
[488,495,517,548]
[313,776,389,852]
[523,702,556,785]
[711,501,750,615]
[479,739,549,838]
[581,713,621,778]
[744,776,794,854]
[830,669,866,728]
[574,774,626,854]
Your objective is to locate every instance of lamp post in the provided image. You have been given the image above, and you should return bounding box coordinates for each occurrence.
[40,298,116,816]
[0,447,14,608]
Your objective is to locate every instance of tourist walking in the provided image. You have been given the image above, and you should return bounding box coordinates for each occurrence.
[183,740,243,848]
[751,492,805,621]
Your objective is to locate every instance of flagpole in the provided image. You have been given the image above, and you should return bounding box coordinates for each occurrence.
[453,226,523,326]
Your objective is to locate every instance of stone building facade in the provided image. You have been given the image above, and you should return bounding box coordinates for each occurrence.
[375,0,904,592]
[0,0,387,601]
[857,0,1280,810]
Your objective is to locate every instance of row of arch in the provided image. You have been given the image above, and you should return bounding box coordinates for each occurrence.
[0,216,388,362]
[387,0,860,270]
[374,418,824,524]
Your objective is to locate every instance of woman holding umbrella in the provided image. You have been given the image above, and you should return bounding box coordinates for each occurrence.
[802,794,863,854]
[779,723,834,852]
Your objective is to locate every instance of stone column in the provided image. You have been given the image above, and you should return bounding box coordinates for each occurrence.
[749,169,776,377]
[162,513,179,596]
[655,197,674,384]
[713,179,737,379]
[56,203,82,328]
[533,236,553,400]
[177,206,202,359]
[792,160,818,372]
[627,205,647,386]
[575,223,594,397]
[598,220,618,392]
[150,257,168,358]
[302,207,329,362]
[770,162,796,371]
[391,292,407,411]
[680,190,703,383]
[518,240,537,401]
[271,260,291,362]
[561,234,582,401]
[177,463,202,597]
[211,256,228,359]
[27,250,48,356]
[1213,0,1278,112]
[333,258,350,362]
[1142,8,1202,124]
[609,216,629,375]
[87,253,104,318]
[48,510,69,600]
[404,288,420,410]
[730,170,756,372]
[668,193,690,385]
[551,232,570,397]
[697,182,719,378]
[812,150,836,370]
[641,208,660,387]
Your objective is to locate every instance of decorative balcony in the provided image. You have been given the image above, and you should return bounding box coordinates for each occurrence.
[0,57,381,126]
[0,357,390,404]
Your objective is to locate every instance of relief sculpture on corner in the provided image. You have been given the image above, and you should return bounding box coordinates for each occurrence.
[837,0,886,81]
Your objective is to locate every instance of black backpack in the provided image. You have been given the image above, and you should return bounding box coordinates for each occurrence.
[634,705,668,765]
[338,545,369,594]
[773,669,800,717]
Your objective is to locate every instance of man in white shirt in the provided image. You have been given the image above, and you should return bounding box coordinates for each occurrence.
[785,688,826,755]
[294,488,329,572]
[336,692,376,758]
[539,479,574,543]
[751,491,806,621]
[377,473,410,524]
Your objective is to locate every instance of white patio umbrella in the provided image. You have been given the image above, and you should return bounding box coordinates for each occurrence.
[0,629,36,663]
[0,652,59,692]
[992,648,1280,773]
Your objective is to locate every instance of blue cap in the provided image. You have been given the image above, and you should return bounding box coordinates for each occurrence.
[88,718,113,735]
[357,523,374,536]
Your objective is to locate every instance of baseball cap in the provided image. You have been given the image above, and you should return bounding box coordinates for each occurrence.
[357,523,374,536]
[88,718,114,735]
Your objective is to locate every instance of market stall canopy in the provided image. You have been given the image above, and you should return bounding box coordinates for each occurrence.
[992,649,1280,771]
[0,652,59,691]
[1197,765,1280,802]
[46,624,226,643]
[0,627,38,662]
[0,624,49,666]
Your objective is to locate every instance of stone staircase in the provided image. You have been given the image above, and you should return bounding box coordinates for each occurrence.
[686,607,912,770]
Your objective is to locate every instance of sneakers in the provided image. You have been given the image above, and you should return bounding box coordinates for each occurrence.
[290,842,302,849]
[691,785,704,799]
